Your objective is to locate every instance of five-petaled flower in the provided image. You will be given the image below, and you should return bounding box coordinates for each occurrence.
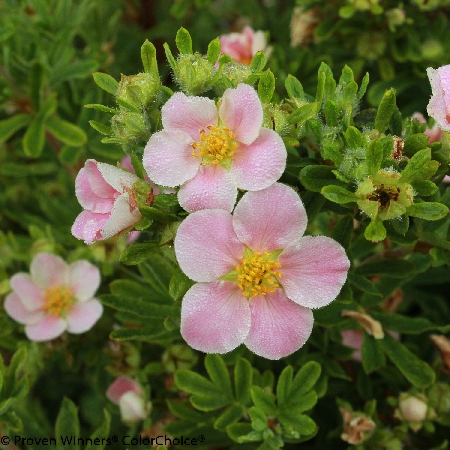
[106,376,149,423]
[427,64,450,132]
[219,26,271,65]
[143,83,287,213]
[72,159,144,244]
[4,253,103,341]
[174,183,350,359]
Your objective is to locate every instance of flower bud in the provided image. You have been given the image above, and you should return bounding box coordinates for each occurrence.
[399,395,428,422]
[221,61,252,86]
[111,111,150,144]
[385,8,406,29]
[116,73,160,109]
[174,53,216,95]
[119,391,149,422]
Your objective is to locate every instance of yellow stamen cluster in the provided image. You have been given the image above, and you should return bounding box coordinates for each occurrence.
[237,251,281,298]
[192,125,237,166]
[43,285,74,316]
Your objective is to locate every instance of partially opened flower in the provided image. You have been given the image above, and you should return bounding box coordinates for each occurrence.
[4,253,102,341]
[143,83,286,213]
[220,26,271,65]
[106,376,149,423]
[174,183,350,359]
[72,159,144,244]
[427,64,450,132]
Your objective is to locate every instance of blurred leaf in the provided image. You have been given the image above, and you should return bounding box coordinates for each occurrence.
[55,398,80,450]
[22,117,45,157]
[234,358,252,406]
[0,114,31,143]
[86,410,111,450]
[93,72,119,95]
[356,258,414,277]
[169,268,192,301]
[46,116,87,146]
[361,332,385,373]
[119,242,160,265]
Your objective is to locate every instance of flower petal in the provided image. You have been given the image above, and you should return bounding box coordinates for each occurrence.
[106,377,142,404]
[231,128,286,191]
[219,83,263,144]
[66,299,103,334]
[69,260,101,302]
[232,183,307,252]
[71,210,110,244]
[84,160,118,198]
[96,162,140,192]
[9,273,45,310]
[427,66,450,132]
[178,165,237,213]
[162,91,218,141]
[341,329,363,362]
[4,293,45,325]
[75,168,115,213]
[278,236,350,309]
[174,209,244,282]
[100,192,141,240]
[244,289,314,360]
[119,392,147,422]
[180,281,251,354]
[143,130,200,187]
[30,253,69,289]
[25,314,67,341]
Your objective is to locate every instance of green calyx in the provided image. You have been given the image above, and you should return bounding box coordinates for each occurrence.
[175,53,216,95]
[356,169,414,221]
[116,72,160,109]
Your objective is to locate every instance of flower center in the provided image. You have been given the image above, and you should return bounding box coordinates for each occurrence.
[368,183,400,208]
[43,285,74,316]
[192,125,237,167]
[236,250,281,298]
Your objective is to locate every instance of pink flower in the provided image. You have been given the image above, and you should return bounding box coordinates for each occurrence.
[220,26,271,65]
[106,376,148,422]
[411,112,443,143]
[427,65,450,132]
[174,183,350,359]
[72,159,142,244]
[4,253,102,341]
[143,83,286,213]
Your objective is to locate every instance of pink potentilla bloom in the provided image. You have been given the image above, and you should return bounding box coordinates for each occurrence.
[411,112,443,143]
[174,183,350,360]
[220,26,271,65]
[427,65,450,132]
[106,376,148,422]
[4,253,102,341]
[143,83,287,213]
[72,159,144,244]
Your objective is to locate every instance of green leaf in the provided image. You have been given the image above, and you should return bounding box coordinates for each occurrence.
[110,325,178,343]
[357,72,370,101]
[348,274,381,296]
[344,126,363,149]
[321,186,357,204]
[366,139,383,176]
[380,333,435,388]
[250,51,267,72]
[86,410,111,450]
[411,180,438,197]
[286,102,320,125]
[403,133,429,157]
[100,294,177,319]
[285,74,304,100]
[89,120,111,135]
[250,386,277,416]
[22,117,45,157]
[406,202,448,221]
[324,100,338,127]
[138,256,175,299]
[214,404,244,431]
[278,411,316,437]
[0,23,14,41]
[331,215,354,250]
[163,43,177,71]
[234,358,253,406]
[258,70,275,103]
[206,37,221,64]
[300,165,344,192]
[205,354,233,400]
[139,206,178,223]
[276,366,293,406]
[110,279,156,302]
[84,104,117,114]
[401,149,432,183]
[167,400,209,422]
[55,398,80,450]
[169,269,192,301]
[0,114,31,143]
[29,61,45,111]
[227,423,260,443]
[176,27,193,54]
[290,361,321,401]
[364,218,386,242]
[356,258,414,277]
[361,332,386,373]
[175,370,220,397]
[375,88,396,133]
[92,72,119,95]
[371,312,450,334]
[46,117,87,146]
[119,242,160,265]
[141,40,158,76]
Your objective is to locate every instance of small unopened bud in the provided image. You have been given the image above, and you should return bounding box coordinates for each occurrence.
[385,8,406,30]
[221,61,252,86]
[111,111,150,144]
[174,54,216,95]
[400,396,428,422]
[119,391,149,422]
[116,73,160,109]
